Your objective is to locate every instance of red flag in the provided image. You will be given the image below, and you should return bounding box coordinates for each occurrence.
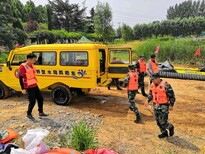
[155,45,160,54]
[195,48,200,56]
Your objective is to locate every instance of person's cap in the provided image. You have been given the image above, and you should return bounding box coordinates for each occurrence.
[128,64,135,70]
[150,54,156,58]
[140,55,144,58]
[0,129,8,140]
[151,72,160,80]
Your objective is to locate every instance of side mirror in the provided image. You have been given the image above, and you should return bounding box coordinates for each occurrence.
[6,61,12,71]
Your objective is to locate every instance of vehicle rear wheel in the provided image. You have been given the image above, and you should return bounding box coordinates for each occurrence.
[0,82,10,99]
[51,85,72,105]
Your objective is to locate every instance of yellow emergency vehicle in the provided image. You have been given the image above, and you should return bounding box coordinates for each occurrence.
[0,43,132,105]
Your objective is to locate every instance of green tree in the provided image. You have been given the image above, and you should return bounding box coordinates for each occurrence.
[140,24,150,38]
[48,0,86,32]
[198,0,205,16]
[23,0,47,23]
[94,2,114,41]
[71,4,86,32]
[11,0,24,30]
[116,26,122,38]
[11,0,25,22]
[166,0,205,19]
[47,5,53,30]
[133,24,142,39]
[0,0,27,49]
[121,24,134,41]
[24,0,38,21]
[85,8,95,33]
[36,5,47,23]
[151,21,161,38]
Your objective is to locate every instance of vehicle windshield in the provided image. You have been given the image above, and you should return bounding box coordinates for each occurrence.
[109,49,130,64]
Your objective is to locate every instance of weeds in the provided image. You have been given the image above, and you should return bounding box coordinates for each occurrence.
[60,122,98,152]
[131,37,205,66]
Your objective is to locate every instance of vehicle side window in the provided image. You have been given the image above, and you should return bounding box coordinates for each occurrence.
[60,51,88,66]
[109,50,130,64]
[33,52,56,65]
[11,54,27,65]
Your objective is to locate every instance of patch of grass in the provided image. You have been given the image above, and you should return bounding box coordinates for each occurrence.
[60,122,98,152]
[108,40,142,48]
[60,135,70,148]
[112,38,126,45]
[133,37,205,65]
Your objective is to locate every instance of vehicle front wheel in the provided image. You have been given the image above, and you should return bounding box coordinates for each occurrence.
[51,86,72,105]
[0,82,10,99]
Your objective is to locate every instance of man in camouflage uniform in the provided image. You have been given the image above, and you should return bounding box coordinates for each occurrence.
[123,64,142,123]
[134,59,140,94]
[144,73,175,138]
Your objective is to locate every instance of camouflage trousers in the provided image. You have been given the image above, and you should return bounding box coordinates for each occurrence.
[138,72,145,89]
[128,90,141,117]
[108,78,120,87]
[154,104,173,134]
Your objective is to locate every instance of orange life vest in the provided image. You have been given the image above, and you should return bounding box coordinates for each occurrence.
[0,129,19,144]
[46,148,81,154]
[138,59,147,72]
[149,59,159,73]
[21,63,37,86]
[127,71,138,90]
[150,80,169,105]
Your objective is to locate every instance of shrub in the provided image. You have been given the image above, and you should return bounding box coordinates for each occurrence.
[0,52,9,63]
[60,122,98,152]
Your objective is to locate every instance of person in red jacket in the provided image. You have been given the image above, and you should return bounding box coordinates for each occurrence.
[123,64,142,123]
[19,53,48,119]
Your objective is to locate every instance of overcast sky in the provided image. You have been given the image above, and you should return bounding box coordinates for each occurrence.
[20,0,200,28]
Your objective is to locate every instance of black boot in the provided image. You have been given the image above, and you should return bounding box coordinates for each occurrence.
[169,125,174,137]
[107,85,111,90]
[136,90,140,94]
[141,88,148,97]
[134,114,142,123]
[117,86,122,90]
[158,131,168,138]
[142,93,148,97]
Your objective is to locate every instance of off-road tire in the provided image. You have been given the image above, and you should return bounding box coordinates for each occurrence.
[51,85,72,105]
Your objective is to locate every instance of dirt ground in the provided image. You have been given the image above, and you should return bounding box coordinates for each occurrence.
[0,77,205,154]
